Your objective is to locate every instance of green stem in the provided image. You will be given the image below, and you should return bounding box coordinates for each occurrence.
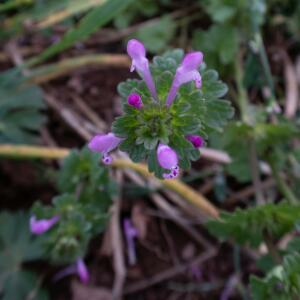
[249,140,265,205]
[263,231,282,264]
[234,54,249,123]
[255,32,275,97]
[269,160,298,205]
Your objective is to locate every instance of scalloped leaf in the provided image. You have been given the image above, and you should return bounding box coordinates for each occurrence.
[207,203,300,247]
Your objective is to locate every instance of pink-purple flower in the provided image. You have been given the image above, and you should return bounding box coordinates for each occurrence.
[128,93,143,109]
[30,215,59,235]
[127,39,158,100]
[157,143,179,179]
[166,51,203,107]
[76,258,90,284]
[123,218,138,265]
[53,258,89,284]
[88,132,122,164]
[186,135,204,148]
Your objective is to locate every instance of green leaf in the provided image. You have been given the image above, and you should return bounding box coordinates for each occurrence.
[207,202,300,247]
[193,25,239,67]
[0,211,45,274]
[134,15,176,53]
[251,252,300,299]
[3,270,48,300]
[0,78,46,144]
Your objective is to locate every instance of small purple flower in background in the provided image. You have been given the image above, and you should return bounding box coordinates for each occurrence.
[53,258,89,284]
[76,258,89,284]
[186,135,204,148]
[30,215,59,235]
[123,218,138,266]
[189,264,202,281]
[88,132,122,164]
[166,51,203,107]
[157,143,179,179]
[128,93,143,109]
[127,39,158,100]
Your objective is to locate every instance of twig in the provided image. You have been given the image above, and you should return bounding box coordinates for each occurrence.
[151,193,212,249]
[200,148,231,164]
[123,249,217,295]
[282,50,299,119]
[43,93,92,141]
[220,274,239,300]
[70,93,107,132]
[160,220,180,265]
[111,171,126,300]
[226,178,275,205]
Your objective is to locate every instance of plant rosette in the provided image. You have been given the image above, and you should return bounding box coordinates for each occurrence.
[88,39,234,178]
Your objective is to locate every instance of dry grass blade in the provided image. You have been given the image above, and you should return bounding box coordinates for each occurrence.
[0,144,219,219]
[283,51,299,119]
[36,0,107,29]
[27,54,130,84]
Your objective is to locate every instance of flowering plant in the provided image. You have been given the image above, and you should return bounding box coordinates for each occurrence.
[89,39,234,178]
[30,149,113,283]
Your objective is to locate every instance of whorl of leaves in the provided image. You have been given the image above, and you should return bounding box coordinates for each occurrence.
[113,49,234,177]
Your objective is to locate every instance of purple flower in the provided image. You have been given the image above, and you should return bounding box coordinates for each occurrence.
[127,39,158,100]
[30,215,59,235]
[186,135,204,148]
[88,132,122,165]
[128,93,143,109]
[76,258,89,284]
[123,218,138,266]
[53,258,89,284]
[157,143,179,179]
[166,51,203,107]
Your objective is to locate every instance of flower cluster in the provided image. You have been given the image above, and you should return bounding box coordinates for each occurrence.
[88,39,207,179]
[29,149,114,285]
[30,214,89,284]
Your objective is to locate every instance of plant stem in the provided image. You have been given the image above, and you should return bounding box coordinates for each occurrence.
[269,161,298,205]
[255,32,275,97]
[234,54,249,123]
[0,144,219,219]
[235,53,266,205]
[263,231,281,264]
[249,140,265,205]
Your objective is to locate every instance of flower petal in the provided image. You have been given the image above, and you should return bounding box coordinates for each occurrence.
[30,215,59,235]
[157,144,178,170]
[127,39,157,100]
[88,133,122,153]
[76,258,89,284]
[166,51,203,107]
[186,135,204,148]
